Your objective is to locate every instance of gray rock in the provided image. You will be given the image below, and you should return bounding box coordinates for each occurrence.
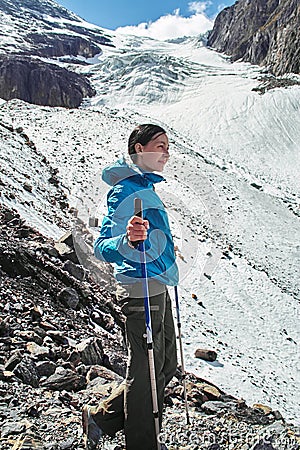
[42,366,85,391]
[62,260,85,281]
[1,420,26,437]
[201,400,237,414]
[36,360,57,378]
[76,337,104,366]
[207,0,299,76]
[13,356,40,387]
[5,351,23,371]
[26,342,51,359]
[57,287,79,309]
[0,55,96,108]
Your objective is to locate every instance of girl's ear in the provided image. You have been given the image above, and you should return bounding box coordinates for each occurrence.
[135,143,143,153]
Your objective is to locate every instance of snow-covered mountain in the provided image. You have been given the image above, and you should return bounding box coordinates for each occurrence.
[0,0,299,426]
[0,0,113,57]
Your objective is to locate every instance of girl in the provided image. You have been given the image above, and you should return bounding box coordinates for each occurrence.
[83,124,179,450]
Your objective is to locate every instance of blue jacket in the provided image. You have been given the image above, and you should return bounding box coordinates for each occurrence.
[94,158,179,286]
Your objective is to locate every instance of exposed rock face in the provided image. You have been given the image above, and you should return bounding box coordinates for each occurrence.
[0,0,114,107]
[0,56,96,107]
[207,0,300,76]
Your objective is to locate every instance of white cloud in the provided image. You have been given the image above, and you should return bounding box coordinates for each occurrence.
[188,1,212,14]
[115,5,214,41]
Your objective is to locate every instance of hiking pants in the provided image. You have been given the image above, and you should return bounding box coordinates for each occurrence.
[92,281,178,450]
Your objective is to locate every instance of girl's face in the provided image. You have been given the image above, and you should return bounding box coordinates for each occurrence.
[135,133,170,172]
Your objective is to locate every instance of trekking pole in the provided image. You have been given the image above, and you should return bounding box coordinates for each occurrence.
[174,285,190,425]
[134,198,161,450]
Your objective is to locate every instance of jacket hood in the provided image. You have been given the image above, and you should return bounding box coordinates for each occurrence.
[102,157,165,186]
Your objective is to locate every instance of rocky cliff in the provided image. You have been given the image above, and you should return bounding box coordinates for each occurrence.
[207,0,300,76]
[0,56,96,108]
[0,0,114,107]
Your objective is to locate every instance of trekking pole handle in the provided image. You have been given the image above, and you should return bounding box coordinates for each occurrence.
[134,197,143,219]
[132,198,143,248]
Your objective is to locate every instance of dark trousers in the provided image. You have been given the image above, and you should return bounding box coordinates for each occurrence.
[91,281,177,450]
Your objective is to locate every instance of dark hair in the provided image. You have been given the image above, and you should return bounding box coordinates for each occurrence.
[128,124,166,158]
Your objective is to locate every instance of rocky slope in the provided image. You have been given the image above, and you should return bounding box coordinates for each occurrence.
[0,0,114,107]
[207,0,300,76]
[0,205,299,449]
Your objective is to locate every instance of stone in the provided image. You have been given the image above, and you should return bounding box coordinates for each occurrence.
[5,351,23,371]
[194,349,217,362]
[201,400,236,415]
[46,330,69,345]
[36,360,57,378]
[1,420,26,437]
[41,366,85,391]
[23,182,33,193]
[86,365,123,384]
[57,287,80,309]
[62,260,85,281]
[76,337,104,366]
[26,342,51,358]
[13,356,40,387]
[253,403,272,415]
[197,383,222,400]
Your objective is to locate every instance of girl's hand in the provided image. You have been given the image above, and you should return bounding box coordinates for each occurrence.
[126,216,149,242]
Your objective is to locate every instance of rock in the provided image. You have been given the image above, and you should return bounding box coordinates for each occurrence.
[86,365,123,384]
[15,330,44,345]
[90,309,115,331]
[42,366,85,391]
[13,356,40,387]
[250,441,276,450]
[196,383,222,400]
[57,287,80,309]
[201,400,236,415]
[36,360,57,378]
[194,348,217,362]
[62,260,85,281]
[26,342,51,359]
[54,242,79,264]
[207,0,300,76]
[253,403,272,415]
[0,55,96,108]
[75,337,104,366]
[1,420,26,437]
[23,181,33,192]
[57,231,74,249]
[0,316,10,336]
[251,182,263,191]
[5,351,23,371]
[46,330,69,345]
[31,305,44,321]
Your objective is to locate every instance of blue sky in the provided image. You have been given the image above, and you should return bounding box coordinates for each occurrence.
[57,0,235,39]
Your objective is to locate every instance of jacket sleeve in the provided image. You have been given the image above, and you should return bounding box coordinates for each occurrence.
[94,185,133,264]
